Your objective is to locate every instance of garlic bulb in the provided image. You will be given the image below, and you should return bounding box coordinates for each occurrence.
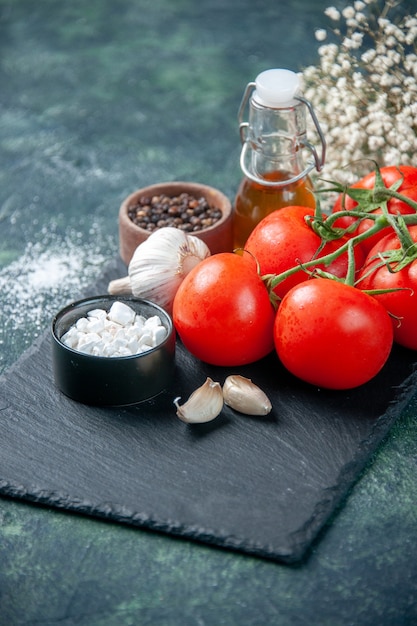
[108,227,211,313]
[174,377,224,423]
[222,375,272,416]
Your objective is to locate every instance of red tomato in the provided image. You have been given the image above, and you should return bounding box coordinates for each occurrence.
[274,278,393,389]
[357,224,417,350]
[172,252,275,366]
[244,205,364,298]
[332,165,417,253]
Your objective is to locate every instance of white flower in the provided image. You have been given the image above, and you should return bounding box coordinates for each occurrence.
[342,6,356,19]
[302,0,417,185]
[324,7,341,20]
[361,48,376,63]
[399,139,412,152]
[355,12,367,23]
[368,135,385,151]
[315,29,327,41]
[351,31,364,46]
[378,17,390,30]
[342,36,356,49]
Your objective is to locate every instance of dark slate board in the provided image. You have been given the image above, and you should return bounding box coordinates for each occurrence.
[0,257,416,563]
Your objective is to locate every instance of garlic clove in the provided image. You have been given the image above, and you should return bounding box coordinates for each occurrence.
[179,233,211,275]
[174,377,224,423]
[222,375,272,416]
[107,275,132,295]
[108,227,210,312]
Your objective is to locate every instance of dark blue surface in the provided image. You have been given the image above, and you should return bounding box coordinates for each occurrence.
[1,0,417,624]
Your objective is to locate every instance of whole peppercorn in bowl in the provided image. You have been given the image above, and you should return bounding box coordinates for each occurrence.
[118,181,233,264]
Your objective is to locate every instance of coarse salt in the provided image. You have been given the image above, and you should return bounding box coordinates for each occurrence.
[107,300,136,326]
[61,302,167,357]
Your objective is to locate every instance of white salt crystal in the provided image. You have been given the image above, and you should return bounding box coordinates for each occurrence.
[87,308,107,320]
[153,325,167,345]
[77,332,102,355]
[145,315,162,328]
[115,346,131,357]
[128,338,140,354]
[138,332,153,347]
[61,326,78,348]
[108,301,136,326]
[75,317,89,332]
[86,318,106,334]
[61,302,168,357]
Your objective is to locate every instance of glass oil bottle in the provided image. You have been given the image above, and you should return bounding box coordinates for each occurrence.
[233,68,326,248]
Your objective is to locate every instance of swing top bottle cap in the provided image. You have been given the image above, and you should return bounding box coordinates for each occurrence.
[253,69,301,108]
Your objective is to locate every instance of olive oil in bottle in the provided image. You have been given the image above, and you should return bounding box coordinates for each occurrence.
[233,69,326,249]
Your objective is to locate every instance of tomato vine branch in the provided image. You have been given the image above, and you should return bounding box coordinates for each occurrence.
[260,165,417,293]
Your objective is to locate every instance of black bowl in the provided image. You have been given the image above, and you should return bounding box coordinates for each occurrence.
[51,296,176,406]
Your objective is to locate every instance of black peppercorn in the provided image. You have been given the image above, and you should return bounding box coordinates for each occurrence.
[127,192,222,233]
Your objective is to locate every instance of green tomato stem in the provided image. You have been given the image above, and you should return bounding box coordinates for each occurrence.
[269,223,376,287]
[268,213,417,290]
[264,168,417,293]
[375,188,417,212]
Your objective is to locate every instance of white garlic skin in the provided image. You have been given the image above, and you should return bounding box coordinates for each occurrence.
[108,227,211,312]
[222,375,272,416]
[174,377,224,423]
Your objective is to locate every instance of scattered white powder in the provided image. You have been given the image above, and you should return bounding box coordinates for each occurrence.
[0,234,112,374]
[26,253,83,290]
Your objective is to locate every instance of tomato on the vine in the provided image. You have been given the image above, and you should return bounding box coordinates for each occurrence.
[244,205,365,298]
[331,165,417,254]
[172,252,275,366]
[274,278,393,390]
[357,224,417,351]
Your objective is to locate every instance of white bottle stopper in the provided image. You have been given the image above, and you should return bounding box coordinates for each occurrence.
[253,69,301,108]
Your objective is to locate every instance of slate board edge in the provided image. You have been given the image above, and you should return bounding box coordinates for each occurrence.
[0,358,414,567]
[290,362,417,560]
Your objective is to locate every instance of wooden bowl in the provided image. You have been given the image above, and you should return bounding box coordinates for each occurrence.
[118,181,233,265]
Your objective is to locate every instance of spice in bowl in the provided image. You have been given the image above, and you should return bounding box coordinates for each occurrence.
[127,192,223,234]
[118,182,233,264]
